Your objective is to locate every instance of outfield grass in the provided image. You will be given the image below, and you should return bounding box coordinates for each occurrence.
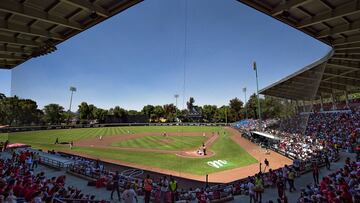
[7,126,258,175]
[0,133,8,142]
[111,135,207,150]
[8,126,221,147]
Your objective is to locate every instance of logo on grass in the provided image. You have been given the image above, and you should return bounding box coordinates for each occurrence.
[207,160,228,168]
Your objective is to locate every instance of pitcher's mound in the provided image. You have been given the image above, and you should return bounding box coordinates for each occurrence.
[176,150,215,158]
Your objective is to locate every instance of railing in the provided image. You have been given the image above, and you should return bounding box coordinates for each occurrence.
[40,156,71,169]
[67,163,144,184]
[67,164,101,180]
[53,198,110,203]
[121,168,143,178]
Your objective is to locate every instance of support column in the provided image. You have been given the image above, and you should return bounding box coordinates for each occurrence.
[331,93,336,110]
[302,100,306,112]
[344,90,349,109]
[320,95,324,112]
[295,100,299,114]
[311,100,314,112]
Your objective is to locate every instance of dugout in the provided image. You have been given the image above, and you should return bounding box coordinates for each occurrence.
[250,131,282,148]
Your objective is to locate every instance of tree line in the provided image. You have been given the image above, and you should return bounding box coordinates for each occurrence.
[0,92,296,126]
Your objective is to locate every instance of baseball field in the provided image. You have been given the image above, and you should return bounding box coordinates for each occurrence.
[4,126,292,182]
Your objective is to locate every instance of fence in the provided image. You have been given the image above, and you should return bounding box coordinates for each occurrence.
[0,122,230,133]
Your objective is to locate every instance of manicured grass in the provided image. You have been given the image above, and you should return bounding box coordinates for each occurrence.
[7,126,258,175]
[69,129,257,175]
[111,135,207,150]
[8,126,221,147]
[0,133,8,142]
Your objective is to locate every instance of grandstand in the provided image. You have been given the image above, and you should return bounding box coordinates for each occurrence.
[238,0,360,108]
[0,0,359,203]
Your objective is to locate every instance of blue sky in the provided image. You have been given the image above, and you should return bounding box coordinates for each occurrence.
[4,0,330,110]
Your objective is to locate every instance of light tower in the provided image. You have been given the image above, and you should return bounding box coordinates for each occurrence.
[68,86,77,112]
[67,86,77,124]
[174,94,179,121]
[243,87,248,119]
[253,62,262,129]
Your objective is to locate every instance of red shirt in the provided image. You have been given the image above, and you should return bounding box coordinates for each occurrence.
[13,183,24,197]
[341,191,353,203]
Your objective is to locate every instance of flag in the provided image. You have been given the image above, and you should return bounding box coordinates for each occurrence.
[253,62,257,71]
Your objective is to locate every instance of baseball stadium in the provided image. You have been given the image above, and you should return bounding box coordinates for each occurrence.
[0,0,359,203]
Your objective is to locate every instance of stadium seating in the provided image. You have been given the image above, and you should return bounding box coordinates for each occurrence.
[233,106,359,202]
[297,157,360,203]
[0,150,108,203]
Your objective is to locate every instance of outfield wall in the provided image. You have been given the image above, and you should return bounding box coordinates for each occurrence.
[0,122,230,133]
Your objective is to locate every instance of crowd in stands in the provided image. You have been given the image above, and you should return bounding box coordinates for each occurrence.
[297,157,360,203]
[275,109,359,161]
[232,106,360,203]
[0,150,106,203]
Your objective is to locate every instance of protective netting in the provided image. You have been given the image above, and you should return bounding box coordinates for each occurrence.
[265,63,326,136]
[259,63,327,161]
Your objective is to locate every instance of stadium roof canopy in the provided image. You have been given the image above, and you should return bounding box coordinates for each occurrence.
[238,0,360,101]
[0,0,142,69]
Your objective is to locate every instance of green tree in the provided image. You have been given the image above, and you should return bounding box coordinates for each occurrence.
[141,105,154,121]
[246,93,261,119]
[214,105,230,123]
[18,99,41,125]
[93,108,108,122]
[128,110,140,116]
[163,104,177,122]
[113,106,127,120]
[202,105,217,122]
[229,97,244,121]
[0,93,5,100]
[153,105,165,121]
[0,96,26,126]
[63,111,77,123]
[43,104,64,124]
[262,96,282,119]
[0,95,42,126]
[88,104,97,120]
[78,102,90,120]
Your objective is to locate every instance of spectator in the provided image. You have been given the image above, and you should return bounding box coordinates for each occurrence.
[276,177,285,199]
[287,169,296,192]
[312,161,319,185]
[122,183,138,203]
[32,152,40,169]
[254,173,264,203]
[169,176,178,203]
[143,174,152,203]
[264,159,270,172]
[248,177,256,203]
[110,171,120,200]
[160,176,169,203]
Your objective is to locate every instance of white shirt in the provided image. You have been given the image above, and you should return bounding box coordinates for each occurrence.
[247,182,255,195]
[122,189,137,203]
[161,179,169,192]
